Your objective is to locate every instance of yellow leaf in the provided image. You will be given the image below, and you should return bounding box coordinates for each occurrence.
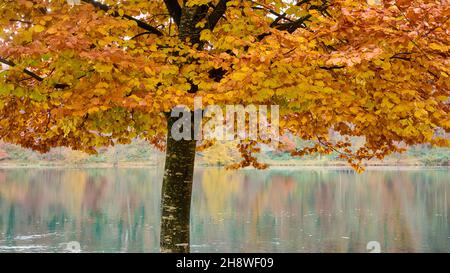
[33,25,46,33]
[231,72,247,81]
[94,88,107,95]
[46,27,58,34]
[200,30,212,41]
[144,67,153,76]
[88,107,99,114]
[95,82,109,89]
[129,95,141,101]
[429,43,443,51]
[414,109,428,119]
[24,1,33,8]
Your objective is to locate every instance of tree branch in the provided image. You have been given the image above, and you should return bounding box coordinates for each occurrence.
[251,6,294,24]
[250,1,294,26]
[270,0,311,27]
[194,4,210,23]
[390,52,412,61]
[0,57,69,89]
[206,1,328,83]
[130,31,154,40]
[1,1,166,90]
[319,65,345,70]
[276,14,312,33]
[206,0,229,30]
[0,57,43,81]
[9,19,33,24]
[80,0,163,36]
[163,0,182,26]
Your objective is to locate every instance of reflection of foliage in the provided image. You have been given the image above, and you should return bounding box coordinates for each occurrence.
[193,168,450,252]
[0,168,160,252]
[0,168,448,252]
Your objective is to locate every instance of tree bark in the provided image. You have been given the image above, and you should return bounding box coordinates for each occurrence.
[160,114,196,253]
[159,3,201,253]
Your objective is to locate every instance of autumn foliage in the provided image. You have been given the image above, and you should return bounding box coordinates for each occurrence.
[0,0,449,170]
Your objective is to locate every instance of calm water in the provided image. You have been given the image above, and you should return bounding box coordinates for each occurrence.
[0,167,448,253]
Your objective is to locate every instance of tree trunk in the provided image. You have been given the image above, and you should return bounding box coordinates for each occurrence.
[160,114,196,253]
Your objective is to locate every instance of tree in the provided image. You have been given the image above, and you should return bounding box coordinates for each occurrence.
[0,0,448,252]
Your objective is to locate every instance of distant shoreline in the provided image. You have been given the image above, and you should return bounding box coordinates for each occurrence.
[0,160,447,169]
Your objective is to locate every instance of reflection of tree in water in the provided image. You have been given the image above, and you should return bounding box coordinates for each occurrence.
[5,205,15,244]
[0,168,160,252]
[193,168,450,252]
[0,168,448,252]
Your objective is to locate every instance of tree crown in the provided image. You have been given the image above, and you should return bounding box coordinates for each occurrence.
[0,0,448,170]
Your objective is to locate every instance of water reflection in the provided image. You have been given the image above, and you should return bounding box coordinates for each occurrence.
[0,167,448,252]
[0,168,160,253]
